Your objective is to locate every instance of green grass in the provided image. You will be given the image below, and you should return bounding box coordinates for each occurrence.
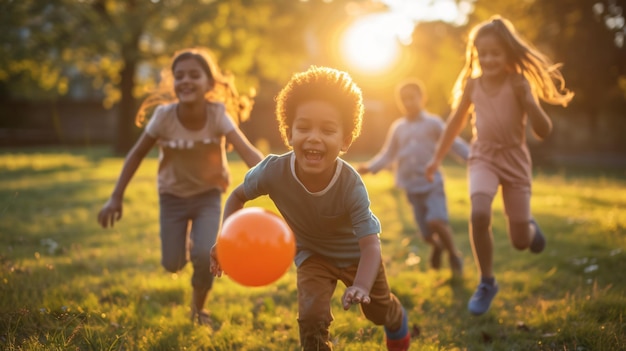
[0,146,625,351]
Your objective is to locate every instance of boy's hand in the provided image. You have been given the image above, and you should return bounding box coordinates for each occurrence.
[342,285,371,310]
[97,198,123,228]
[210,245,223,277]
[424,159,438,182]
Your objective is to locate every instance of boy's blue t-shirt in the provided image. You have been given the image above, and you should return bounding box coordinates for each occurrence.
[243,152,381,268]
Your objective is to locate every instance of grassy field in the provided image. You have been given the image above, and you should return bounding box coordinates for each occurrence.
[0,146,625,351]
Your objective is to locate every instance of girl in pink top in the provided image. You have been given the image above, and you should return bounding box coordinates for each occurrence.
[425,16,573,315]
[97,47,263,325]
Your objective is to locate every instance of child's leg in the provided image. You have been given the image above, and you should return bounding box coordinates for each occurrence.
[188,190,222,322]
[470,193,496,278]
[502,183,532,250]
[429,220,463,273]
[468,160,499,279]
[346,264,409,350]
[159,193,191,273]
[467,161,500,315]
[424,185,463,273]
[297,255,338,351]
[502,183,545,252]
[424,234,444,269]
[406,192,443,269]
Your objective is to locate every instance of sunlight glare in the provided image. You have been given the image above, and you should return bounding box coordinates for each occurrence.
[382,0,472,26]
[340,0,472,74]
[340,13,412,73]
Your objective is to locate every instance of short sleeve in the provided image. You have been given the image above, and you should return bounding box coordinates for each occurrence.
[243,155,274,200]
[214,103,236,136]
[145,105,165,138]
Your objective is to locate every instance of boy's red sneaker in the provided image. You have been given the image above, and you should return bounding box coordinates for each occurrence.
[386,332,410,351]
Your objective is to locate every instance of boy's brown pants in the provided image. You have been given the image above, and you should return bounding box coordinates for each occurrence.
[296,254,405,351]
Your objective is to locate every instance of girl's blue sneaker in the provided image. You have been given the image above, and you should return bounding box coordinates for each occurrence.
[529,219,546,253]
[468,282,499,315]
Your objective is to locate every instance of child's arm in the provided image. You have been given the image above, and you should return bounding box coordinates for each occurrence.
[448,136,470,163]
[358,122,399,175]
[222,184,248,219]
[97,132,156,228]
[226,129,264,168]
[512,74,553,140]
[425,80,474,182]
[342,234,381,310]
[210,184,249,277]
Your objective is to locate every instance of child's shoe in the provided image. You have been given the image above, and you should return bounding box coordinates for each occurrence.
[385,308,410,351]
[468,282,499,315]
[529,219,546,253]
[386,333,410,351]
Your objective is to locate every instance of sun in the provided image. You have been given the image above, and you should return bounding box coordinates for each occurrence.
[340,13,412,74]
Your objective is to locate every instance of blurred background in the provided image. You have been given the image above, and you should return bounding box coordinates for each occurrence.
[1,0,625,167]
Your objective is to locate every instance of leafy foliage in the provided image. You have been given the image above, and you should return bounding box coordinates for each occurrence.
[0,0,346,152]
[1,0,625,153]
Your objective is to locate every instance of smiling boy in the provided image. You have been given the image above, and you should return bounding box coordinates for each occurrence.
[210,66,410,351]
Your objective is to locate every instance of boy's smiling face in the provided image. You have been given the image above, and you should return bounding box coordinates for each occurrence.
[288,100,352,181]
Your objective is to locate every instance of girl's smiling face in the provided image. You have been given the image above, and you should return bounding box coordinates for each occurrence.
[288,100,352,180]
[173,58,212,104]
[475,33,510,79]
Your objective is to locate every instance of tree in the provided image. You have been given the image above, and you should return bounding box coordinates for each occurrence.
[0,0,353,154]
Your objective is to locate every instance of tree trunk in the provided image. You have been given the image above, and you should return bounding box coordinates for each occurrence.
[113,0,141,155]
[113,57,137,155]
[112,0,143,156]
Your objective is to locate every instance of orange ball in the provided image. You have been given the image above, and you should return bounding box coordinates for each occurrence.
[217,207,295,287]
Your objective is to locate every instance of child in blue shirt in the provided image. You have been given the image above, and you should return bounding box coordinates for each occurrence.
[211,66,410,351]
[359,79,468,275]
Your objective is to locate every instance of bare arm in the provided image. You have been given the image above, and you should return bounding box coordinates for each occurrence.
[97,132,156,228]
[448,135,470,163]
[210,184,249,277]
[226,128,264,168]
[342,234,382,310]
[222,184,249,221]
[526,101,552,140]
[425,80,474,182]
[512,74,552,140]
[358,122,399,175]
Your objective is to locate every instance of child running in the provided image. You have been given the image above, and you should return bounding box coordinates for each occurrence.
[210,66,411,351]
[358,78,468,275]
[97,47,263,325]
[425,16,574,315]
